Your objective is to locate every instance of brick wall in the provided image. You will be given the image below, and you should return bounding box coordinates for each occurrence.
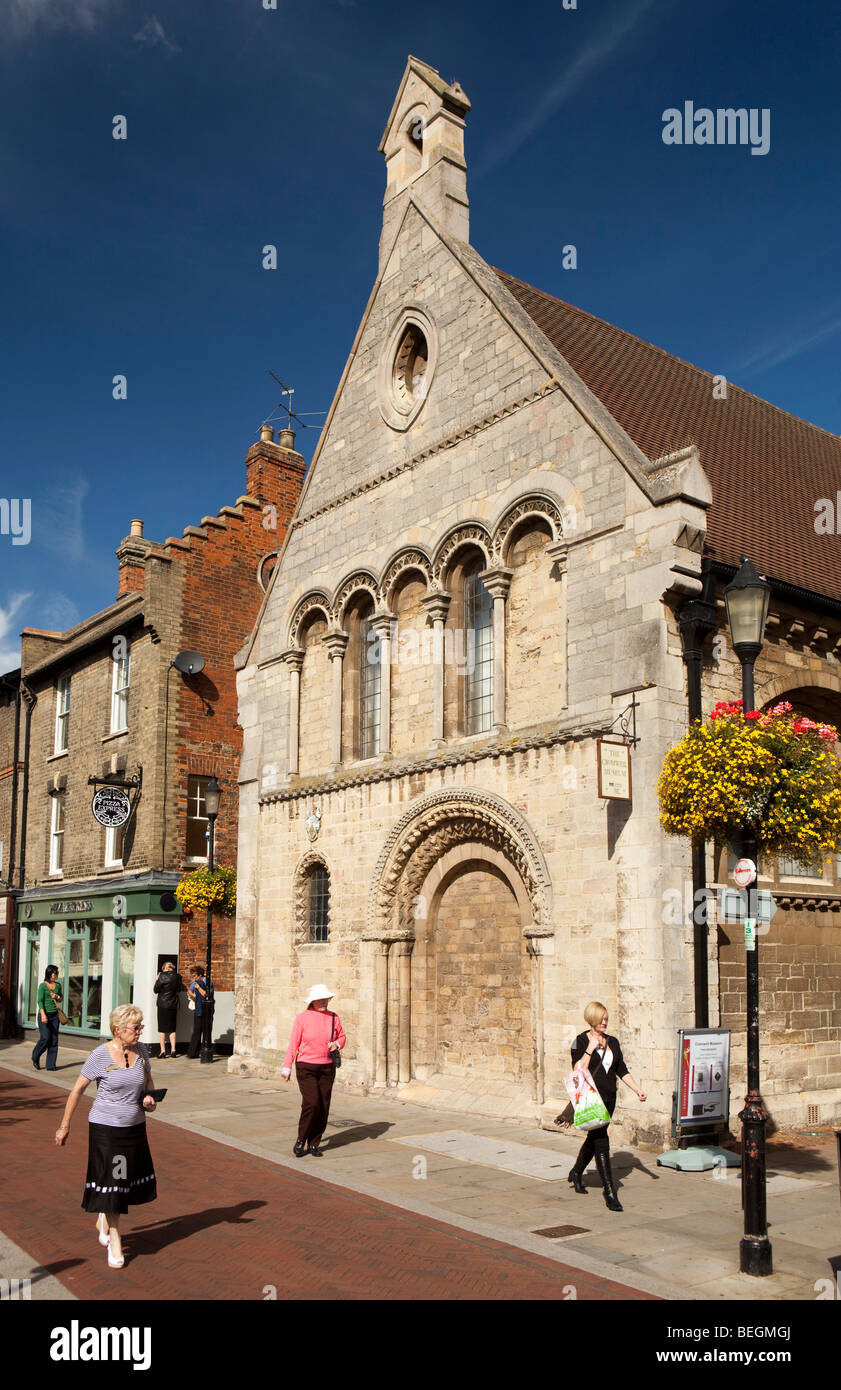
[166,439,304,986]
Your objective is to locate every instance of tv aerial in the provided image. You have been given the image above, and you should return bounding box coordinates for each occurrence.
[261,370,327,436]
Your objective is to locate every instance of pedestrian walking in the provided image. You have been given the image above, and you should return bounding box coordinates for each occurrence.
[566,1001,646,1211]
[32,965,64,1072]
[54,1004,159,1268]
[186,965,210,1059]
[281,984,346,1157]
[154,961,183,1059]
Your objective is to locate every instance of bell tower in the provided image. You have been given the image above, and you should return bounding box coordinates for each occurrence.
[378,56,471,272]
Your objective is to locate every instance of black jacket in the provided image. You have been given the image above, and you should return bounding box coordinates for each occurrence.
[571,1032,629,1113]
[154,971,183,1007]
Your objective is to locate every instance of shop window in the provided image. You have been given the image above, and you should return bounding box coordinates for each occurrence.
[24,928,41,1026]
[114,924,136,1009]
[57,920,104,1033]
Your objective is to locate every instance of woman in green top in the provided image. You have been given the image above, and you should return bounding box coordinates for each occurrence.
[32,965,63,1072]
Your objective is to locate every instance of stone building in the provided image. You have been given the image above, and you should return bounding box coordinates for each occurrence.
[10,429,303,1051]
[232,57,841,1141]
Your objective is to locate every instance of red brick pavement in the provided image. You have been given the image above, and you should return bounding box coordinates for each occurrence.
[1,1068,656,1301]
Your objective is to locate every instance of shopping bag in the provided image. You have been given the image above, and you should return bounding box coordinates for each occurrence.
[563,1068,610,1131]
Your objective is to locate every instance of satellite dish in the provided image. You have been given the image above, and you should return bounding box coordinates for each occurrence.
[173,651,205,675]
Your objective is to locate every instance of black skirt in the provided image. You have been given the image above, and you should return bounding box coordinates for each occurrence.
[81,1121,158,1214]
[157,1005,178,1032]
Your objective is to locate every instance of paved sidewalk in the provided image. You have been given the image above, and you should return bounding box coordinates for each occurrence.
[2,1039,838,1300]
[0,1067,651,1301]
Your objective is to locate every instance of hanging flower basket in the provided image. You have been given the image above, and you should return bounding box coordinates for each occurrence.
[657,701,841,865]
[175,864,237,918]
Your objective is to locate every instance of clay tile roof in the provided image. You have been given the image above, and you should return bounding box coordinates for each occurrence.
[495,268,841,603]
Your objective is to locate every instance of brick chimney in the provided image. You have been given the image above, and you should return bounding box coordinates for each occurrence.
[116,519,153,597]
[245,426,306,510]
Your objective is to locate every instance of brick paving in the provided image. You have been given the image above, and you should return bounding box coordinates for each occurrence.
[1,1067,654,1301]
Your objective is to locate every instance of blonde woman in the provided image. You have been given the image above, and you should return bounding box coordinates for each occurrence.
[54,1005,159,1268]
[567,1001,646,1211]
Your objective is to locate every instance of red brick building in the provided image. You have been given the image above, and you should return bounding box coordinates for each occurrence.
[9,427,303,1053]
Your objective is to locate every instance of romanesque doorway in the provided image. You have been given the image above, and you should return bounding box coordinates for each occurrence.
[367,788,552,1113]
[427,862,532,1087]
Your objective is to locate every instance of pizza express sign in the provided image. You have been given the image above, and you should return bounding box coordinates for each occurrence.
[91,787,132,829]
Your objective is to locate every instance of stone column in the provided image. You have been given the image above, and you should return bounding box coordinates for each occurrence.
[373,941,389,1087]
[421,589,451,743]
[525,928,553,1108]
[324,630,349,766]
[395,938,414,1084]
[546,542,569,708]
[479,567,513,733]
[370,613,394,753]
[281,648,304,776]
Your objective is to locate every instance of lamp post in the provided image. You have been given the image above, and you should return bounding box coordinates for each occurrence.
[724,556,772,1277]
[200,774,222,1065]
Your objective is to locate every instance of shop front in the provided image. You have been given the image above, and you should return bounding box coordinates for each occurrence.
[16,877,183,1046]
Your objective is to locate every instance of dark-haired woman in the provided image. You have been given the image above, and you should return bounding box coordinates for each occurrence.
[32,965,63,1072]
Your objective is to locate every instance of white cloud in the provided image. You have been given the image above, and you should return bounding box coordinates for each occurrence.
[132,15,180,55]
[37,476,90,564]
[41,592,81,633]
[2,0,117,39]
[0,593,31,674]
[736,313,841,376]
[475,0,664,177]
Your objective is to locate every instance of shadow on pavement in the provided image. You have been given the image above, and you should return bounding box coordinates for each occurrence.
[126,1200,267,1257]
[323,1121,393,1149]
[36,1259,87,1282]
[765,1137,835,1177]
[611,1151,661,1182]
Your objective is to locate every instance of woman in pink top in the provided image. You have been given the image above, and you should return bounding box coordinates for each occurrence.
[282,983,346,1157]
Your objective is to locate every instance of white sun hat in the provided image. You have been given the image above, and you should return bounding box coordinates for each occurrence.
[305,983,334,1005]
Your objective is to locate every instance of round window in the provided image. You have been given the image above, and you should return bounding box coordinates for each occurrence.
[378,307,437,431]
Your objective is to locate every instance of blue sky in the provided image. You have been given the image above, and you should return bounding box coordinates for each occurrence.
[1,0,840,669]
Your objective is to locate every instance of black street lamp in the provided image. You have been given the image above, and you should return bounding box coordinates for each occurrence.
[724,556,772,1277]
[200,773,222,1065]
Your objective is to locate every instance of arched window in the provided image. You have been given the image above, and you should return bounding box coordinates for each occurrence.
[360,611,381,759]
[464,560,493,733]
[308,865,330,943]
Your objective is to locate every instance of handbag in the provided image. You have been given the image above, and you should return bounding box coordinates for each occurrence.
[563,1067,610,1131]
[55,1005,69,1026]
[330,1012,342,1068]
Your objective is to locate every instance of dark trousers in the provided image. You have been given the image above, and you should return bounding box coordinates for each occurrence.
[295,1062,336,1144]
[187,1012,204,1058]
[33,1014,60,1070]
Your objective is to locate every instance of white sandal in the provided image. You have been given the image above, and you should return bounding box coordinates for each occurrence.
[107,1235,125,1268]
[97,1215,110,1248]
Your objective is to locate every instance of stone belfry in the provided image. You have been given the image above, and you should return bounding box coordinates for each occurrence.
[377,56,471,271]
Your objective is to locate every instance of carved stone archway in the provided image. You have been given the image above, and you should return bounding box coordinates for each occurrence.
[363,789,554,1102]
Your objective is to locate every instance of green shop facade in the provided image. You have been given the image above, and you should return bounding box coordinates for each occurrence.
[16,873,183,1043]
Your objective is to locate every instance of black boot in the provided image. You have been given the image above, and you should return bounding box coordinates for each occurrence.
[595,1151,623,1211]
[567,1165,587,1193]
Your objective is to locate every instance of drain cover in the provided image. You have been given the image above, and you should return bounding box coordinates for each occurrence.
[532,1225,590,1239]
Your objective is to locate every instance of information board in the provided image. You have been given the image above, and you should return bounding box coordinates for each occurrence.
[674,1027,731,1129]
